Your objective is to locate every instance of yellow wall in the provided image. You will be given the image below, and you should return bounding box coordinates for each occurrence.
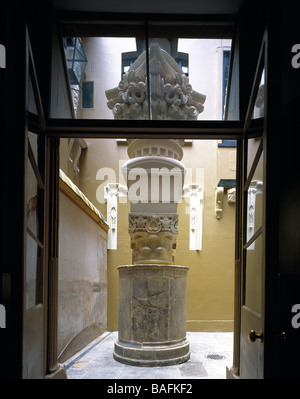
[178,140,235,331]
[60,138,236,332]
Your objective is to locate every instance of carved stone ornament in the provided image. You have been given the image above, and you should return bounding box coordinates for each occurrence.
[183,184,204,250]
[215,187,224,219]
[104,183,128,250]
[129,213,178,235]
[105,43,206,120]
[128,213,178,264]
[227,187,236,203]
[247,180,263,250]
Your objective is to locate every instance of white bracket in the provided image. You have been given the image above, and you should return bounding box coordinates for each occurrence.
[215,186,224,219]
[247,180,263,249]
[183,184,204,251]
[68,138,88,175]
[104,183,128,250]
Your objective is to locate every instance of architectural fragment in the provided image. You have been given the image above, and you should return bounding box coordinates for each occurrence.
[215,186,224,219]
[107,44,206,366]
[128,213,178,264]
[247,180,263,249]
[227,187,236,203]
[183,184,204,250]
[104,183,127,250]
[105,43,206,120]
[67,138,88,175]
[114,265,189,366]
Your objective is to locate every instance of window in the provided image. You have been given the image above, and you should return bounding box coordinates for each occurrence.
[64,37,88,86]
[82,81,94,109]
[60,21,233,121]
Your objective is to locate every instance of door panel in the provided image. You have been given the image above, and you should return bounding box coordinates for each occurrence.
[23,31,47,379]
[240,306,264,378]
[23,129,46,378]
[245,233,263,314]
[239,37,266,379]
[240,141,264,379]
[23,305,44,378]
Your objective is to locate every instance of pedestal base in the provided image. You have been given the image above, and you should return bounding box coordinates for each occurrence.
[114,338,190,367]
[114,264,189,367]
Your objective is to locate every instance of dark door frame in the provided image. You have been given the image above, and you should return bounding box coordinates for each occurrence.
[39,9,267,379]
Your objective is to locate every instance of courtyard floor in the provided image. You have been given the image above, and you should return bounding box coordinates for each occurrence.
[65,331,233,379]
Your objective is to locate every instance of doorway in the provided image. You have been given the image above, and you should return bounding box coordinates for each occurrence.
[56,137,236,371]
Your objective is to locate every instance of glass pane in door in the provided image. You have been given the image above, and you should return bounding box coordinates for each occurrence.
[252,67,265,119]
[247,137,261,177]
[26,160,40,238]
[245,233,263,314]
[26,233,42,310]
[246,148,264,244]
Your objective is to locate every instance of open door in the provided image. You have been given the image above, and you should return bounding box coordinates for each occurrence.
[239,35,266,379]
[23,29,47,378]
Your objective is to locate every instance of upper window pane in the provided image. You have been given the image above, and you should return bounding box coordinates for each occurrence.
[61,21,233,121]
[252,67,265,119]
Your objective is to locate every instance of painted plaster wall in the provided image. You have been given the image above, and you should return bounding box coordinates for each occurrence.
[57,188,108,361]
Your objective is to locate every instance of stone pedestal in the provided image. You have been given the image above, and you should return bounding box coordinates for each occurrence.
[114,264,190,366]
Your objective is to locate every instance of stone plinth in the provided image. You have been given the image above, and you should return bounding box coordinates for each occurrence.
[114,264,190,366]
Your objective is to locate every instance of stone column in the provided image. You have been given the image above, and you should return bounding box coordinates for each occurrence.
[105,43,206,366]
[113,141,190,366]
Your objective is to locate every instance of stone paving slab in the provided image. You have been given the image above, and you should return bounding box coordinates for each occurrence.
[65,331,233,379]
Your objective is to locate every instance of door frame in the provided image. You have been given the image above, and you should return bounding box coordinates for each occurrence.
[23,28,47,378]
[28,9,277,379]
[240,33,266,379]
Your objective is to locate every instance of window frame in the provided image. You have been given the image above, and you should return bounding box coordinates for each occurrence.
[49,12,243,140]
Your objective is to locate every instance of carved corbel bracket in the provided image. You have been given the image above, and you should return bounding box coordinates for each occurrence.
[68,138,88,175]
[215,186,224,219]
[247,180,263,249]
[104,183,128,250]
[183,184,204,250]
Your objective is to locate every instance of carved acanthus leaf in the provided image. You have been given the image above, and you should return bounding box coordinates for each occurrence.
[105,44,206,120]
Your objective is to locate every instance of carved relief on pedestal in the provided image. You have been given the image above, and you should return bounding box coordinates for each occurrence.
[105,43,206,120]
[129,213,178,264]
